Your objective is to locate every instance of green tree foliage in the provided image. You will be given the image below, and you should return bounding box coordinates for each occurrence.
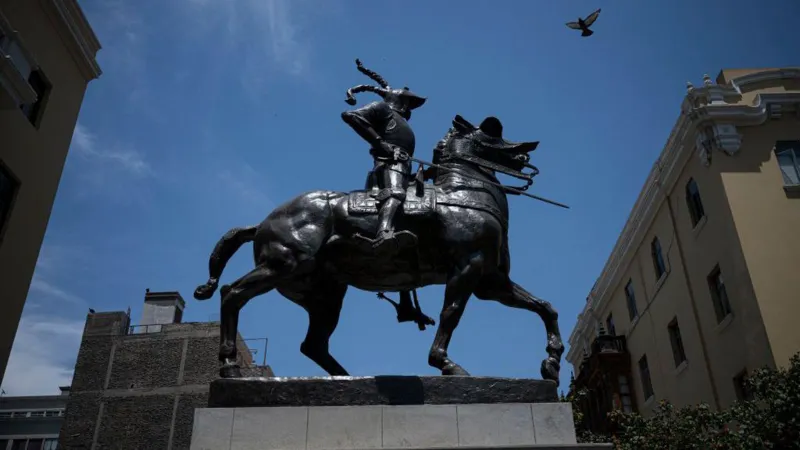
[565,352,800,449]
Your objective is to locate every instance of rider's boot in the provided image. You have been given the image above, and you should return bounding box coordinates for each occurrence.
[373,197,404,256]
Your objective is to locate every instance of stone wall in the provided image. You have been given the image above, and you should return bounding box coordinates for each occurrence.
[59,314,271,449]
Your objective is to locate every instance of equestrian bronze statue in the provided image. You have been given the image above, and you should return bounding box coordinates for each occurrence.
[193,59,568,385]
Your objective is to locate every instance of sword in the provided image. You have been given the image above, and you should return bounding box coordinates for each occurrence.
[393,149,570,209]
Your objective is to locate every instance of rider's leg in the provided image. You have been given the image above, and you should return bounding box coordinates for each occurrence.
[374,162,409,250]
[375,165,406,235]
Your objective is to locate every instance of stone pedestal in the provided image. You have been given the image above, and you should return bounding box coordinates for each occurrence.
[190,376,611,450]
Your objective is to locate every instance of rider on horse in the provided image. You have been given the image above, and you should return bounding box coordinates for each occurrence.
[341,58,427,255]
[341,59,433,330]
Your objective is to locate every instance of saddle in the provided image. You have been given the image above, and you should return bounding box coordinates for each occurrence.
[348,183,437,216]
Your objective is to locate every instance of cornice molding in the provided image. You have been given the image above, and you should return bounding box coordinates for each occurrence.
[39,0,101,80]
[567,70,800,363]
[730,68,800,91]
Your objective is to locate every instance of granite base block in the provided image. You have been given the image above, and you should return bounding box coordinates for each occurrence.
[190,403,613,450]
[209,376,558,407]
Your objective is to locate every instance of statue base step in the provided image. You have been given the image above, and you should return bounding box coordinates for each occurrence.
[208,375,559,408]
[190,402,612,450]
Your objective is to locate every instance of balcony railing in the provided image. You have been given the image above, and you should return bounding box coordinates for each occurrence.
[591,334,627,354]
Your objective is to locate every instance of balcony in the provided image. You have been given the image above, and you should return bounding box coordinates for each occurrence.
[572,334,636,434]
[577,334,629,384]
[0,12,38,110]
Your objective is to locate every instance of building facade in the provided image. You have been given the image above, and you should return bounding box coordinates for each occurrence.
[59,290,272,450]
[0,386,68,450]
[0,0,101,384]
[567,68,800,431]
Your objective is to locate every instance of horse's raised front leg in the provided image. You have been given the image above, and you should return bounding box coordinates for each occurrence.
[428,252,485,376]
[219,264,275,378]
[475,279,564,385]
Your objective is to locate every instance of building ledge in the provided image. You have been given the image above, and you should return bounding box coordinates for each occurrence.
[783,184,800,194]
[691,215,708,240]
[39,0,102,80]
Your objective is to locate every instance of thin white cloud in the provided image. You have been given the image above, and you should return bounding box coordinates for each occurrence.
[216,162,272,207]
[1,315,84,396]
[261,0,308,76]
[184,0,313,78]
[71,123,152,177]
[29,277,85,306]
[35,242,91,273]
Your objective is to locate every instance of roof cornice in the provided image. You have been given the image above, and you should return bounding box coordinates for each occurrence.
[39,0,101,80]
[567,69,800,363]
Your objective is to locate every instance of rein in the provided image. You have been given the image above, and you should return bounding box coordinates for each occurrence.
[391,148,570,209]
[437,152,537,192]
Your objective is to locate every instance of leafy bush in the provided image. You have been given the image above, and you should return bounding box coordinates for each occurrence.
[566,352,800,449]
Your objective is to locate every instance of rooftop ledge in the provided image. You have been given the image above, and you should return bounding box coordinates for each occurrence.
[40,0,102,80]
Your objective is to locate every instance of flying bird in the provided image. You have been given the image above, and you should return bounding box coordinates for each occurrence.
[89,308,96,314]
[566,8,601,37]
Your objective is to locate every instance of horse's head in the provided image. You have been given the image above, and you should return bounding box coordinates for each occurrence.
[439,115,539,173]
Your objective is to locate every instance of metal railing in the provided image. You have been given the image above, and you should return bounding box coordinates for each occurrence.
[128,324,164,335]
[591,334,627,354]
[242,338,268,367]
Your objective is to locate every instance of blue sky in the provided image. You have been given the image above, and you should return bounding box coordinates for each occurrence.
[3,0,798,396]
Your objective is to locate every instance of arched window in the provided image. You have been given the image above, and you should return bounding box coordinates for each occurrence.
[685,178,705,227]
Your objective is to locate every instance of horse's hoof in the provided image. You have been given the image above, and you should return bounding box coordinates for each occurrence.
[421,314,436,326]
[220,364,242,378]
[540,358,560,385]
[442,363,470,376]
[193,282,217,301]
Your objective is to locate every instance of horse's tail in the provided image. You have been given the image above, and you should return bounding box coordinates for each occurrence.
[193,225,258,301]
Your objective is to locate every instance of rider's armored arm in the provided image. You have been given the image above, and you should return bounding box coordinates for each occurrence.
[341,101,391,150]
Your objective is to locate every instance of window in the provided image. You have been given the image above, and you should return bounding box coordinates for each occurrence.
[638,355,654,401]
[28,410,46,418]
[606,313,616,336]
[733,370,753,402]
[20,69,50,126]
[6,39,32,80]
[0,440,7,450]
[685,178,706,227]
[668,318,687,367]
[44,410,61,417]
[43,439,59,450]
[707,265,732,323]
[618,375,633,413]
[651,237,666,279]
[0,411,11,419]
[11,440,26,450]
[625,280,638,320]
[0,161,20,241]
[775,141,800,187]
[26,439,44,450]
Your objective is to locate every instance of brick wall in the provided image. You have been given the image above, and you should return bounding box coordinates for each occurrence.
[59,315,271,449]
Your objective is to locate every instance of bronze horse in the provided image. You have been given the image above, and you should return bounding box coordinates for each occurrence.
[193,114,565,384]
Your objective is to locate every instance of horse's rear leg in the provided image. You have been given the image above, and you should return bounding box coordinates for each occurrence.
[428,252,485,376]
[475,279,564,385]
[297,279,349,376]
[219,264,276,377]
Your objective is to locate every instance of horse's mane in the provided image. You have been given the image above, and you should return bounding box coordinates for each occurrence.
[433,126,458,163]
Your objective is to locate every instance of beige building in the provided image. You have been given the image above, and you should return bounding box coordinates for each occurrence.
[0,0,101,383]
[567,68,800,430]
